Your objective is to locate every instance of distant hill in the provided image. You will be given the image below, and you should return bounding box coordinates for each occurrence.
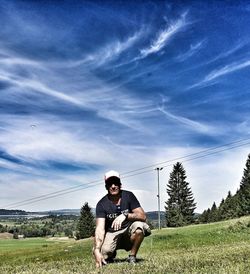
[0,209,28,215]
[146,211,165,220]
[31,209,81,215]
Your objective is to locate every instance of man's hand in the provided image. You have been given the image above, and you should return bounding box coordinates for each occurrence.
[93,248,107,268]
[111,213,126,231]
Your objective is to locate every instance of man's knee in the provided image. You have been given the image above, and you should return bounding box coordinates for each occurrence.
[129,221,148,236]
[134,228,143,236]
[130,228,144,241]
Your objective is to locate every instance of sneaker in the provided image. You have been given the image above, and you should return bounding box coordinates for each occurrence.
[126,255,136,264]
[106,257,114,264]
[106,250,117,264]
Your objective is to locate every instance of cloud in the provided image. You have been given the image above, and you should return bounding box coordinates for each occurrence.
[0,53,41,67]
[0,44,162,134]
[189,58,250,89]
[0,70,82,106]
[115,12,189,67]
[73,30,142,67]
[140,12,188,58]
[205,40,249,64]
[1,111,249,212]
[157,106,216,135]
[176,40,206,62]
[204,59,250,82]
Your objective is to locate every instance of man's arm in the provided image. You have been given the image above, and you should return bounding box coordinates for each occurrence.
[127,206,146,222]
[93,218,106,268]
[111,206,146,231]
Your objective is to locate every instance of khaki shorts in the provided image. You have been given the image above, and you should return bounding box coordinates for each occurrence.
[101,221,151,259]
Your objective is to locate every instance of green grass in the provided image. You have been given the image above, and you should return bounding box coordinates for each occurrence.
[0,216,250,273]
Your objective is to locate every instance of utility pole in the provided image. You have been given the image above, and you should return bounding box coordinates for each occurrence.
[155,167,163,230]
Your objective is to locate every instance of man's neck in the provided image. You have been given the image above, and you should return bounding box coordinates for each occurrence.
[108,192,121,204]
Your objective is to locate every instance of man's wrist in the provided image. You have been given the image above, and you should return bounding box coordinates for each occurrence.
[123,212,129,220]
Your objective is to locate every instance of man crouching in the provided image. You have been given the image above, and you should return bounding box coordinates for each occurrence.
[93,170,151,267]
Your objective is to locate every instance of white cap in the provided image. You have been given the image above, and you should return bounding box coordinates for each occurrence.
[104,170,120,181]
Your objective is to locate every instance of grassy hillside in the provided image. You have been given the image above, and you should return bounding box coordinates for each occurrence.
[0,216,249,273]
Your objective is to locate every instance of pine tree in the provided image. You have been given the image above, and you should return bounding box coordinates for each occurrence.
[238,153,250,215]
[198,209,209,223]
[165,162,196,227]
[209,202,219,222]
[219,191,240,220]
[76,202,95,239]
[206,208,211,222]
[217,198,225,221]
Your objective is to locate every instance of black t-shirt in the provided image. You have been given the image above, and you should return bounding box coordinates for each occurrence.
[96,190,141,232]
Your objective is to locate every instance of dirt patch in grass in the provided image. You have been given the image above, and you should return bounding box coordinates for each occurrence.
[0,232,13,239]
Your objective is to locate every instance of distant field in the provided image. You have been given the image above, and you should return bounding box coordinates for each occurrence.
[0,216,249,273]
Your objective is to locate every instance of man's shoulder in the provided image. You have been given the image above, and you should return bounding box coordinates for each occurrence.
[122,189,131,193]
[122,189,135,197]
[97,194,108,205]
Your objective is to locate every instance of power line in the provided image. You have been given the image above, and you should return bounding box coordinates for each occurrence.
[121,140,250,178]
[1,179,102,209]
[120,137,250,176]
[1,137,250,209]
[4,182,103,209]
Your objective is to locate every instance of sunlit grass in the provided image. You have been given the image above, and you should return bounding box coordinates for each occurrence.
[0,216,249,273]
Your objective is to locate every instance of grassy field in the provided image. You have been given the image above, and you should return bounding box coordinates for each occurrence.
[0,216,249,273]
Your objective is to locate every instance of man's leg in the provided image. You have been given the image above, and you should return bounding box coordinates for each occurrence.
[101,228,127,262]
[101,232,118,261]
[126,221,150,263]
[129,228,144,256]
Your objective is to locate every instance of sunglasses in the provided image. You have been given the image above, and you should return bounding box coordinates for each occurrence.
[105,177,121,188]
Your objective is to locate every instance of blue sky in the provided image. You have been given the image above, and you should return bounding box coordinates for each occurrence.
[0,0,250,212]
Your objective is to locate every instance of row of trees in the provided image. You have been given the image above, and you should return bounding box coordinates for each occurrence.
[199,153,250,223]
[0,215,77,238]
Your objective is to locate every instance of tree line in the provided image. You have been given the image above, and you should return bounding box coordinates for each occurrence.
[0,215,78,238]
[199,153,250,223]
[165,153,250,226]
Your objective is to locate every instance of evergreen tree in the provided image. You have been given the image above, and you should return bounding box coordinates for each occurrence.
[165,162,196,227]
[206,208,211,222]
[209,202,219,222]
[238,153,250,215]
[217,198,225,221]
[219,191,240,220]
[198,209,209,223]
[76,202,95,239]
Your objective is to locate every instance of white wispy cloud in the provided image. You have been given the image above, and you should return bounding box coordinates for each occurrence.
[189,58,250,89]
[0,52,158,134]
[140,12,188,58]
[205,40,249,65]
[176,40,206,62]
[158,106,216,134]
[0,71,82,106]
[0,116,113,165]
[73,30,142,67]
[204,59,250,82]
